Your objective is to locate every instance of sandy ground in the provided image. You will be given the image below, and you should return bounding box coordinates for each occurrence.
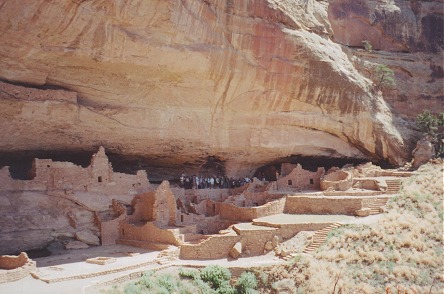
[0,214,383,294]
[0,245,284,294]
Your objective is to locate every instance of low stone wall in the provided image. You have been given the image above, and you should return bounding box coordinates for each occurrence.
[119,222,181,246]
[180,234,242,260]
[284,196,363,215]
[0,252,36,284]
[320,170,352,191]
[219,198,286,221]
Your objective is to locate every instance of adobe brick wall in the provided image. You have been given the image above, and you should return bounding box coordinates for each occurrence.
[284,196,363,215]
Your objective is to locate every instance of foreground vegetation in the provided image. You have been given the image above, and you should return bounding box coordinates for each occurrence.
[105,162,443,293]
[104,265,258,294]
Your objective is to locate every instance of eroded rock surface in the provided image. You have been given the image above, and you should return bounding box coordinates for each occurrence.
[0,0,441,177]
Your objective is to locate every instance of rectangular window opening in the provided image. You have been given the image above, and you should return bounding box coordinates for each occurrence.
[310,179,314,184]
[288,180,292,186]
[98,176,103,183]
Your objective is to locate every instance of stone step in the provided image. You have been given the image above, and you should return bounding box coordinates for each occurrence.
[303,223,343,254]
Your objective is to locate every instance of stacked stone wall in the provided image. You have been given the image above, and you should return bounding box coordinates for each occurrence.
[284,196,363,215]
[0,147,150,197]
[180,235,241,259]
[277,164,324,191]
[119,222,180,246]
[219,198,286,221]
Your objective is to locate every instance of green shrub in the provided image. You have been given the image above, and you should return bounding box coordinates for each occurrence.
[179,267,200,280]
[215,281,235,294]
[193,278,215,294]
[235,272,258,294]
[416,110,441,135]
[373,64,396,91]
[156,274,178,292]
[200,265,231,290]
[124,282,141,294]
[138,271,155,289]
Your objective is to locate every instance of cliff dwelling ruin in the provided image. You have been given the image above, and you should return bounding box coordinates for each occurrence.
[0,0,442,292]
[1,147,411,267]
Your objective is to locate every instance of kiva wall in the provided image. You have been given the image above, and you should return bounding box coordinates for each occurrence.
[219,198,286,221]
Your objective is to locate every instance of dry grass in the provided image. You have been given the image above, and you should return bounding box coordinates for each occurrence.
[256,162,443,293]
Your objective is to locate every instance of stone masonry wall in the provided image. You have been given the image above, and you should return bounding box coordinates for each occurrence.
[277,164,325,191]
[219,197,286,221]
[284,196,364,215]
[119,222,181,246]
[180,235,241,260]
[100,215,126,246]
[153,181,177,227]
[0,147,150,196]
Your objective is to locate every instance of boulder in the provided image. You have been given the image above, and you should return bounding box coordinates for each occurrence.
[264,241,274,251]
[65,241,89,250]
[355,208,371,217]
[412,136,435,170]
[229,242,243,259]
[75,230,100,246]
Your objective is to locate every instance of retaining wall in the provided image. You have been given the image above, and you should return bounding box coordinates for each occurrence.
[284,196,363,215]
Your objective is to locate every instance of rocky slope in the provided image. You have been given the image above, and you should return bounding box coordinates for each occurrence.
[0,0,442,177]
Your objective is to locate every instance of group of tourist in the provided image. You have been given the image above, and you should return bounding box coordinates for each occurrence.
[179,174,252,189]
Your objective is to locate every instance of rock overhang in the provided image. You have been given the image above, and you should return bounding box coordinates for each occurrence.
[0,0,418,176]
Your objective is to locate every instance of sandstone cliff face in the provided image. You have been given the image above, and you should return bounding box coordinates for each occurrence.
[0,0,439,177]
[328,0,443,122]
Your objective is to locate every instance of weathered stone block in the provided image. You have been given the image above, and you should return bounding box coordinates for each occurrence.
[229,242,243,259]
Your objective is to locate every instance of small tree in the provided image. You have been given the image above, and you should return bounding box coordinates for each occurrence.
[416,110,444,156]
[374,64,396,91]
[416,110,440,135]
[200,265,232,290]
